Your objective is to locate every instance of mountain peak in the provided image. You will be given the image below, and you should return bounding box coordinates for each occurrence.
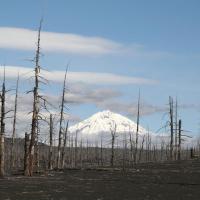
[69,110,147,136]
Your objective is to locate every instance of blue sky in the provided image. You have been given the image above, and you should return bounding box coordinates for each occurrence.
[0,0,200,137]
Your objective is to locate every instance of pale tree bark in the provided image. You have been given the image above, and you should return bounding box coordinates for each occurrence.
[48,114,53,170]
[57,67,68,169]
[138,135,145,163]
[26,20,42,176]
[11,74,19,169]
[74,131,78,168]
[61,120,69,169]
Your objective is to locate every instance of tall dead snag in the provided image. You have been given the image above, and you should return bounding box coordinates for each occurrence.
[61,120,69,169]
[48,114,53,170]
[0,69,6,176]
[11,74,19,168]
[74,131,78,168]
[174,98,178,160]
[169,96,174,160]
[110,122,117,167]
[26,20,42,176]
[128,124,135,167]
[178,119,182,160]
[24,132,30,175]
[100,135,103,166]
[122,133,127,171]
[57,67,68,169]
[134,90,140,164]
[138,135,145,163]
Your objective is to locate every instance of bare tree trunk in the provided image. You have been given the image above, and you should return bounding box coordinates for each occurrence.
[35,120,40,173]
[10,74,19,169]
[110,124,117,167]
[0,69,6,176]
[24,133,30,176]
[27,20,42,176]
[57,68,68,169]
[122,134,127,171]
[169,96,174,160]
[74,131,78,168]
[129,130,134,166]
[48,114,53,170]
[61,121,69,169]
[174,98,178,160]
[178,120,182,160]
[134,90,140,164]
[100,135,103,166]
[138,135,145,163]
[80,139,83,168]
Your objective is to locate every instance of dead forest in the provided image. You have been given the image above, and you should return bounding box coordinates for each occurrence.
[0,22,199,177]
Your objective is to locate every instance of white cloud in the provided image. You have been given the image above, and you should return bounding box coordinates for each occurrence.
[0,27,124,55]
[0,66,158,85]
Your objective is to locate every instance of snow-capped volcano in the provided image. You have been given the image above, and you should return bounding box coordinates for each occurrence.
[69,111,147,143]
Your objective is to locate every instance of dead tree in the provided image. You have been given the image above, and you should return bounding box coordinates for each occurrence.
[174,98,178,160]
[169,96,174,160]
[138,135,145,163]
[24,132,30,175]
[48,114,53,170]
[122,133,128,171]
[100,134,103,166]
[0,69,6,176]
[10,74,19,168]
[26,20,42,176]
[57,67,68,169]
[178,119,182,160]
[128,125,135,166]
[134,90,140,164]
[110,122,117,167]
[74,131,78,168]
[61,120,69,169]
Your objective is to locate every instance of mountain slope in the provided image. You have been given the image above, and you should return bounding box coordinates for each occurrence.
[69,110,147,142]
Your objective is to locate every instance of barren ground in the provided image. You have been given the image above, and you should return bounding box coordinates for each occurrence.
[0,160,200,200]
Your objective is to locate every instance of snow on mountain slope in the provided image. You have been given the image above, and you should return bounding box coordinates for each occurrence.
[69,110,147,144]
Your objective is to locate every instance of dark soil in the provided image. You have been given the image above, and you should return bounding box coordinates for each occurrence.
[0,160,200,200]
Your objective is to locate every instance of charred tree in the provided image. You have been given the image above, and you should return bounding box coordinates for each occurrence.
[178,119,182,160]
[24,132,30,175]
[0,69,6,176]
[169,96,174,160]
[110,123,117,167]
[134,90,140,164]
